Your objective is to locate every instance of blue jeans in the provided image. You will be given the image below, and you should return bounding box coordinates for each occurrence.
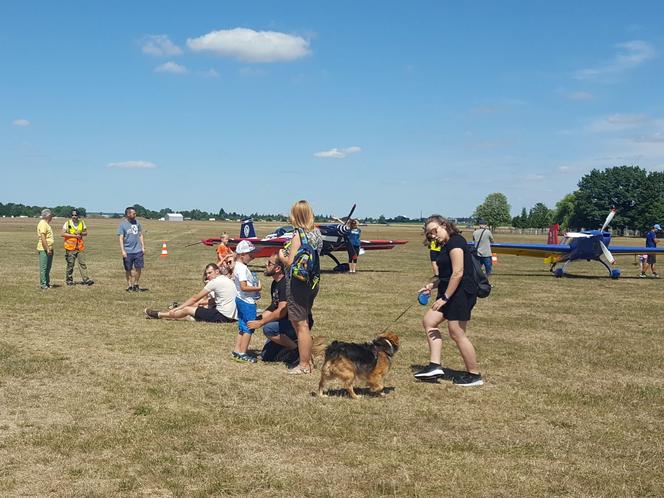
[480,256,493,275]
[261,319,297,362]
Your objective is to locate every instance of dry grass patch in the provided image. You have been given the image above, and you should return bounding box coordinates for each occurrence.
[0,218,662,496]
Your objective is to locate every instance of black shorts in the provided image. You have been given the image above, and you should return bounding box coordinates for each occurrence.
[347,245,359,262]
[436,288,477,321]
[430,250,440,262]
[123,252,144,271]
[287,276,319,323]
[647,254,657,264]
[194,307,236,323]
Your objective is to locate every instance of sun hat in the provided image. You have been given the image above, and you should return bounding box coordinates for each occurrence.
[235,240,256,254]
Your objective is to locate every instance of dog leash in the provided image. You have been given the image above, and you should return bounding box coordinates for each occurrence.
[381,304,414,333]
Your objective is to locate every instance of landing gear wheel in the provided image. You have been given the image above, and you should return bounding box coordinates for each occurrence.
[554,268,564,278]
[333,263,350,273]
[611,269,621,279]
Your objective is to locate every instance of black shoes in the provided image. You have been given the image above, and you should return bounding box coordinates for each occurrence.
[127,284,148,292]
[453,372,484,387]
[414,363,446,380]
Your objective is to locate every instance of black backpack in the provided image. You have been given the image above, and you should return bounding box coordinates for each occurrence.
[468,230,491,298]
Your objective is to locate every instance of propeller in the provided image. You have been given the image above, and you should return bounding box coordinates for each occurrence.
[339,204,357,222]
[599,240,616,265]
[599,208,617,264]
[601,209,617,232]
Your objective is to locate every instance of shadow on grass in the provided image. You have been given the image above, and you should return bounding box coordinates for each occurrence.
[314,386,396,398]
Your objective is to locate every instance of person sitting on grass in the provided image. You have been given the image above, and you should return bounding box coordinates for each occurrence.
[144,262,237,323]
[231,240,262,363]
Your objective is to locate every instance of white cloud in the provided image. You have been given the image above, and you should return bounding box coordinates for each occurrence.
[574,40,656,80]
[187,28,310,62]
[141,35,182,57]
[155,61,188,74]
[566,91,594,101]
[107,161,157,169]
[12,118,30,127]
[200,68,219,78]
[314,146,361,159]
[586,113,649,133]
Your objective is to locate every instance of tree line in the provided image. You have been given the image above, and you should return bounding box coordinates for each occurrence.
[0,203,87,218]
[473,166,664,233]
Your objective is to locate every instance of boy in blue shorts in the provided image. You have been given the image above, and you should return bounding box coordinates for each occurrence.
[232,240,262,363]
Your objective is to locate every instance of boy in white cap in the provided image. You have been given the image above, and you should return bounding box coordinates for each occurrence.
[232,240,262,362]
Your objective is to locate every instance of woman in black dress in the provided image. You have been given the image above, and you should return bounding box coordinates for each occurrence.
[414,215,484,386]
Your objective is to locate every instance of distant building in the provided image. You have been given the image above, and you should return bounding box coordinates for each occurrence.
[166,213,184,222]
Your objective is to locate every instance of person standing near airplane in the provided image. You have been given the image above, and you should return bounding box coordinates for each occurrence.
[472,219,495,276]
[414,215,484,387]
[643,224,660,278]
[61,209,94,286]
[277,200,323,374]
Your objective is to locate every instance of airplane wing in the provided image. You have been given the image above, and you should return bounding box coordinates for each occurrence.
[359,240,408,251]
[488,243,572,258]
[601,245,664,255]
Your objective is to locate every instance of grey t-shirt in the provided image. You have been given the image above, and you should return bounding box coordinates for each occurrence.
[204,275,238,319]
[117,219,143,254]
[472,228,494,257]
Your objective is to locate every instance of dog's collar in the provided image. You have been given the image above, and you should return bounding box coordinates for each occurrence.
[374,338,395,357]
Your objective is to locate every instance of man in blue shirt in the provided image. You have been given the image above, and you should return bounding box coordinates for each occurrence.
[117,207,147,291]
[643,223,660,278]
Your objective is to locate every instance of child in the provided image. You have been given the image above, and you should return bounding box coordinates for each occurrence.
[639,254,648,278]
[348,219,361,273]
[216,232,231,267]
[232,240,262,363]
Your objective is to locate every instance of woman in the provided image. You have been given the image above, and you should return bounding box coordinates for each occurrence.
[277,200,323,374]
[414,215,484,387]
[144,260,238,323]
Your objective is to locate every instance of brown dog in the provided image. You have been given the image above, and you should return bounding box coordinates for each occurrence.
[317,332,400,399]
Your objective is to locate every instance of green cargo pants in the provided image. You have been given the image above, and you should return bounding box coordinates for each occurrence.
[38,250,53,287]
[65,249,89,283]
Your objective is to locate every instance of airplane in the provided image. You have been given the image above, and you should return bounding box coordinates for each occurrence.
[196,206,408,272]
[488,209,664,278]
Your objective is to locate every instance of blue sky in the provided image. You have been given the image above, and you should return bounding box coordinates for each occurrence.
[2,1,664,218]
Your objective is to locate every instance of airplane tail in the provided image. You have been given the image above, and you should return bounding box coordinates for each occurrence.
[240,219,256,238]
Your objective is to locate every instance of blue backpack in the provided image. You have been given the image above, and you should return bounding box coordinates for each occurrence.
[290,228,320,289]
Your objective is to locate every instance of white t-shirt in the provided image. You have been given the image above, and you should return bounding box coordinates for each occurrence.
[204,275,238,319]
[233,261,260,304]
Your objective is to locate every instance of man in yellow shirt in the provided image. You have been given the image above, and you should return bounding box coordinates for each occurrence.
[61,209,94,286]
[37,209,55,289]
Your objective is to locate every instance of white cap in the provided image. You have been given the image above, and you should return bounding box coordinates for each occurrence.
[235,240,256,254]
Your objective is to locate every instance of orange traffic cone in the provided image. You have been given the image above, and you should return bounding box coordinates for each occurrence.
[491,253,498,265]
[161,241,168,257]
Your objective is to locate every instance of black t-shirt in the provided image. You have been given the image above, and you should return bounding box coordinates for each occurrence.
[266,277,288,315]
[435,233,476,294]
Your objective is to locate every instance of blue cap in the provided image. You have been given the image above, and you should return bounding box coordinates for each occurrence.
[418,292,430,305]
[654,224,662,230]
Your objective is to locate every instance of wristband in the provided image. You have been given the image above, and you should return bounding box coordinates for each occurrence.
[442,294,449,302]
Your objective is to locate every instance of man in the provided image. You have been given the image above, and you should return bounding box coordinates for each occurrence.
[472,219,495,275]
[61,209,94,286]
[37,209,54,289]
[643,223,660,278]
[117,207,147,291]
[246,253,299,362]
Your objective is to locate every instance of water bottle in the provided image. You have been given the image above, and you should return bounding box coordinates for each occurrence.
[252,272,261,300]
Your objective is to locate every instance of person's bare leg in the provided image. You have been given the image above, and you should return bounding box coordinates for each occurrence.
[292,319,312,370]
[423,309,445,364]
[447,320,479,373]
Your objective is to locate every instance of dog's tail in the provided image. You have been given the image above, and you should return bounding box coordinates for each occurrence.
[311,336,327,369]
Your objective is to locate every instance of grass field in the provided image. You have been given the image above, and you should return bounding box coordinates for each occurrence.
[1,218,662,497]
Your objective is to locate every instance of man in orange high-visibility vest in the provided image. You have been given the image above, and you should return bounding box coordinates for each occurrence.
[61,209,94,286]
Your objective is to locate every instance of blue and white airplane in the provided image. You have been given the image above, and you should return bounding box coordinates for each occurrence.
[490,210,664,278]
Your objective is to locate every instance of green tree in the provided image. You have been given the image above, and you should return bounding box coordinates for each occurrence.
[473,193,511,229]
[511,207,528,228]
[552,193,576,230]
[634,171,664,231]
[569,166,647,230]
[528,203,553,228]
